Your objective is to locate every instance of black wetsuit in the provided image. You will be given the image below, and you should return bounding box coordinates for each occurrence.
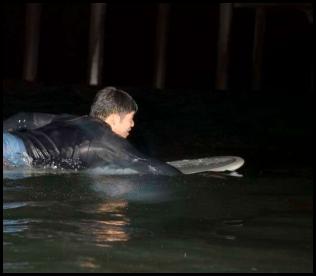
[3,112,180,176]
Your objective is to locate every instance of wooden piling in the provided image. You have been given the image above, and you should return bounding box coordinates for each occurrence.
[216,3,233,90]
[88,3,106,86]
[23,3,42,82]
[252,7,266,90]
[154,3,170,90]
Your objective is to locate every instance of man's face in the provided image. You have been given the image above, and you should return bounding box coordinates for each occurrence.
[111,112,135,138]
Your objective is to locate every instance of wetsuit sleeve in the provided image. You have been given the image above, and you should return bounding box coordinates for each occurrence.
[130,154,181,176]
[90,136,181,176]
[3,112,72,132]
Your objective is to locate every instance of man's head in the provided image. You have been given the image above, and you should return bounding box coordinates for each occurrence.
[90,87,138,138]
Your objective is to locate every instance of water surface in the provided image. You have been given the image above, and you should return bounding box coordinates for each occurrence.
[3,171,313,272]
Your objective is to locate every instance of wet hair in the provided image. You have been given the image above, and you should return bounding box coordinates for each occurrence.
[89,87,138,119]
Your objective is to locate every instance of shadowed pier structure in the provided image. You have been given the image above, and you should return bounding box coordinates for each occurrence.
[21,3,312,90]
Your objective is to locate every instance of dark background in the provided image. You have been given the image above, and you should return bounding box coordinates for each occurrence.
[3,3,312,91]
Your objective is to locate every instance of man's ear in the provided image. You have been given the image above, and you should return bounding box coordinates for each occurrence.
[104,114,115,126]
[108,113,122,126]
[112,113,122,125]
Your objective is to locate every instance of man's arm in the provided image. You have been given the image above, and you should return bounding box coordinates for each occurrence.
[130,154,181,176]
[90,136,181,176]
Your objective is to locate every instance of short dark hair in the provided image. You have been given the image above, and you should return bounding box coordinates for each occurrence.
[90,87,138,119]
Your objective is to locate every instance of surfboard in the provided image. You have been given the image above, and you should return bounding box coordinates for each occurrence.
[167,156,244,174]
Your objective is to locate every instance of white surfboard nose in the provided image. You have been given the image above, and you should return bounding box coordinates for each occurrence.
[209,156,244,172]
[167,156,245,174]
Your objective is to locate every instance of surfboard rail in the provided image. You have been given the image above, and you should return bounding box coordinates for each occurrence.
[167,156,245,174]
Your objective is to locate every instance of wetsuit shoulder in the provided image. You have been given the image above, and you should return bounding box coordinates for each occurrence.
[3,112,75,132]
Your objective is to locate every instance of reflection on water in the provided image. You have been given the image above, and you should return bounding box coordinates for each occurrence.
[81,200,130,245]
[3,172,313,272]
[78,256,100,270]
[4,219,33,234]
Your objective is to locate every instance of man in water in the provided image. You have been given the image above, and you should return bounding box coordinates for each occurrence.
[3,87,180,176]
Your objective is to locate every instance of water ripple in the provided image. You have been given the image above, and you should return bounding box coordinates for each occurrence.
[3,202,28,210]
[3,219,35,233]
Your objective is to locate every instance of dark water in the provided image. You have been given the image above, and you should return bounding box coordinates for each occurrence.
[3,170,313,273]
[3,87,313,272]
